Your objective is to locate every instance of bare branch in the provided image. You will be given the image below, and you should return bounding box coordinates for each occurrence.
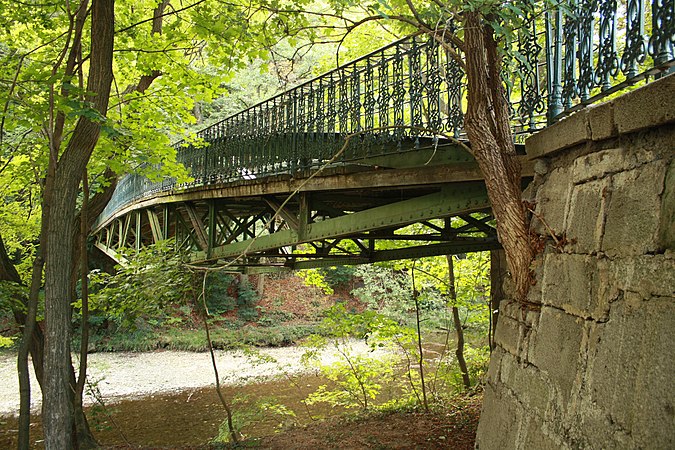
[115,0,208,34]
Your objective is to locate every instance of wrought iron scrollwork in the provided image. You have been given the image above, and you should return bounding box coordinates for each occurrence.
[517,3,546,129]
[425,40,443,132]
[98,8,675,225]
[649,0,675,66]
[444,46,463,137]
[595,0,619,90]
[377,50,390,140]
[577,0,598,100]
[392,45,405,139]
[621,0,646,78]
[561,0,579,108]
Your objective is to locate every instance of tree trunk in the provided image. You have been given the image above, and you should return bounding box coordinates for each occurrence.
[0,233,36,450]
[446,255,470,389]
[489,249,507,350]
[462,12,533,302]
[42,1,114,447]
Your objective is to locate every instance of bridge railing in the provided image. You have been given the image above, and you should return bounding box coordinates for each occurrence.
[97,0,674,227]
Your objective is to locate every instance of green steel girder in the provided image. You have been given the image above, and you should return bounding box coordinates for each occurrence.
[193,181,489,263]
[291,238,500,269]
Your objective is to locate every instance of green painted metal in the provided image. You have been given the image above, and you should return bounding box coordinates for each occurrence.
[202,183,488,262]
[292,239,500,269]
[95,1,674,228]
[91,0,674,268]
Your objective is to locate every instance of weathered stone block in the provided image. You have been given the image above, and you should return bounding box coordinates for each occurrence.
[499,353,551,412]
[575,406,632,449]
[602,161,667,257]
[566,178,609,253]
[523,417,566,450]
[529,306,584,406]
[587,101,616,141]
[659,160,675,250]
[485,346,504,383]
[630,298,675,449]
[585,295,675,448]
[614,73,675,135]
[527,109,590,159]
[534,166,573,236]
[493,314,521,357]
[606,255,675,300]
[475,383,522,450]
[541,253,608,320]
[571,147,629,183]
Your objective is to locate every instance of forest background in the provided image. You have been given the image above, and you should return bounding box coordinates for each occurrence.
[0,0,525,447]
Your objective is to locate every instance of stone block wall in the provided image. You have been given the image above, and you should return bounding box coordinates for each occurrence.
[475,74,675,449]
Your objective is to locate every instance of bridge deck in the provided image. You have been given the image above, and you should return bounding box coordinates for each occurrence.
[93,139,531,270]
[93,6,673,269]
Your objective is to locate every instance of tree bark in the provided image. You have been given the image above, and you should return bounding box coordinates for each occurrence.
[489,249,507,350]
[446,255,470,389]
[42,1,114,447]
[461,12,533,302]
[0,233,36,450]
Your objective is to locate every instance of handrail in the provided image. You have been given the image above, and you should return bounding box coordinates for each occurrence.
[96,0,675,228]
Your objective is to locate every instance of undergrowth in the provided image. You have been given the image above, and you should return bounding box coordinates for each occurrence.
[77,323,323,352]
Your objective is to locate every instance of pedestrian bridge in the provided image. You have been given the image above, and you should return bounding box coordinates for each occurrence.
[92,1,674,271]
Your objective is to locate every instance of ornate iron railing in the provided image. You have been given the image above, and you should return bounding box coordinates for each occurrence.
[97,0,674,226]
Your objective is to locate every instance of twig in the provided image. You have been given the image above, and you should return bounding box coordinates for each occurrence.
[198,271,240,443]
[527,207,561,248]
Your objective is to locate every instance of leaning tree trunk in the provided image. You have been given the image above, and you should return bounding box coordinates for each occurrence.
[489,249,507,349]
[42,0,114,447]
[462,12,534,302]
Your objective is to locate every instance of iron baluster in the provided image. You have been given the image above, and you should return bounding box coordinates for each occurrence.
[364,58,375,138]
[649,0,675,67]
[393,44,405,140]
[621,0,647,79]
[577,0,598,101]
[546,6,564,122]
[426,39,443,133]
[297,84,306,168]
[338,71,349,135]
[291,90,298,172]
[350,64,362,135]
[444,45,464,138]
[595,0,619,90]
[326,75,337,159]
[517,3,545,130]
[377,50,390,143]
[408,36,423,142]
[562,0,579,108]
[271,97,279,172]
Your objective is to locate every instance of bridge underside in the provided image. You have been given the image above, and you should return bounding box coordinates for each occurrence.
[93,146,531,272]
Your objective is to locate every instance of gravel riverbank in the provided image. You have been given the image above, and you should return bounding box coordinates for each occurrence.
[0,340,375,416]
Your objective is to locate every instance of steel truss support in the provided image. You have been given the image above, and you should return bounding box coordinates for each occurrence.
[93,180,501,270]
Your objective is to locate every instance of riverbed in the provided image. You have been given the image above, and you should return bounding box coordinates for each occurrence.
[0,340,378,416]
[0,340,385,447]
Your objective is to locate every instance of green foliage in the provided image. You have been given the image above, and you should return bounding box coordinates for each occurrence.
[297,268,334,295]
[351,265,411,317]
[256,309,296,327]
[204,272,236,315]
[0,335,16,348]
[304,305,410,410]
[237,278,260,322]
[212,395,297,443]
[306,355,396,410]
[86,241,191,332]
[0,280,27,315]
[320,265,356,290]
